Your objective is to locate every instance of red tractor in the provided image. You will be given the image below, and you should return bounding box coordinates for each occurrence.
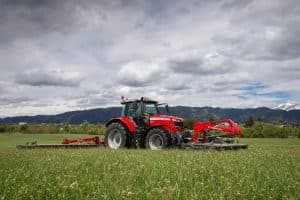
[105,97,247,150]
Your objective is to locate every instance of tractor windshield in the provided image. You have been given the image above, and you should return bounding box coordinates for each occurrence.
[144,102,158,115]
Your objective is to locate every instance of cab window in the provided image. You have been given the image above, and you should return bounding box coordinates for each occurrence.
[144,103,158,115]
[126,102,141,118]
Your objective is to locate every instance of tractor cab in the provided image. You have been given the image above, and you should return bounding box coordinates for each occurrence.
[121,97,167,129]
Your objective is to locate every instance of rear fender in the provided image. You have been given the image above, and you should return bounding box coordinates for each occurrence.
[106,117,136,133]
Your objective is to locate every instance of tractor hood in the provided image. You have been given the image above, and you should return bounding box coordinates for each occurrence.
[150,114,184,122]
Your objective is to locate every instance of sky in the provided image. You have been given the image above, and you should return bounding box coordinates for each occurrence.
[0,0,300,117]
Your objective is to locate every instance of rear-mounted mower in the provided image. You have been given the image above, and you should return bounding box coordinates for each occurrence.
[17,97,248,150]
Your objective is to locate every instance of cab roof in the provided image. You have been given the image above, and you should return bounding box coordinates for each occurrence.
[121,97,158,104]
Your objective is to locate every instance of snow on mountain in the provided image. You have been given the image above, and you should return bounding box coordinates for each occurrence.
[274,102,300,111]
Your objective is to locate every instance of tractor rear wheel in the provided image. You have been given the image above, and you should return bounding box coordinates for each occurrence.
[146,128,169,150]
[105,122,128,149]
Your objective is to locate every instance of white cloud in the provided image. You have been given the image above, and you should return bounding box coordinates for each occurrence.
[117,61,167,87]
[0,0,299,116]
[16,69,84,87]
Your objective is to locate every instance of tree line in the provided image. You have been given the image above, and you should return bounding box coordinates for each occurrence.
[0,122,105,135]
[1,116,300,138]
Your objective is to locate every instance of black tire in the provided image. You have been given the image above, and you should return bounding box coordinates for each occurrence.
[146,128,170,150]
[105,122,128,149]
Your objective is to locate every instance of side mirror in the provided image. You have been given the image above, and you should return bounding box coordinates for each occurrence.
[132,101,138,110]
[165,104,170,113]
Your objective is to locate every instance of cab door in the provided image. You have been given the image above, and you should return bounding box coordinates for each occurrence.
[125,102,145,128]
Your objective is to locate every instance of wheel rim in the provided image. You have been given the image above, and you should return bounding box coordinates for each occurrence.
[148,134,163,150]
[107,129,122,149]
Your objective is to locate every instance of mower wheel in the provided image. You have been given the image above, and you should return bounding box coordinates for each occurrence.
[146,128,169,150]
[105,122,128,149]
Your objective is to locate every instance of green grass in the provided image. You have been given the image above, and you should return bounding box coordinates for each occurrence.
[0,133,100,149]
[0,134,299,200]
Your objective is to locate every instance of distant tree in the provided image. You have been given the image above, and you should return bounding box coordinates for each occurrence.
[80,121,89,134]
[20,124,29,133]
[207,114,217,121]
[63,123,70,133]
[0,125,6,133]
[257,116,263,122]
[184,119,194,129]
[245,116,255,127]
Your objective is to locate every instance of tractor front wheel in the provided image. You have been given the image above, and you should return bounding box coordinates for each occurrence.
[146,128,169,150]
[105,122,128,149]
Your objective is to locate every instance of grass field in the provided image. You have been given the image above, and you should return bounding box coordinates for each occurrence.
[0,134,299,199]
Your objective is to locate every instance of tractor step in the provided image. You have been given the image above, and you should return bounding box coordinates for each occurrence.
[16,144,101,149]
[181,142,248,151]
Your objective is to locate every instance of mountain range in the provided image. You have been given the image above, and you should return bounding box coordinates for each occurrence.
[1,106,300,124]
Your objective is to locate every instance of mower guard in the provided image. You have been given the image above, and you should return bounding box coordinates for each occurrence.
[181,142,248,150]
